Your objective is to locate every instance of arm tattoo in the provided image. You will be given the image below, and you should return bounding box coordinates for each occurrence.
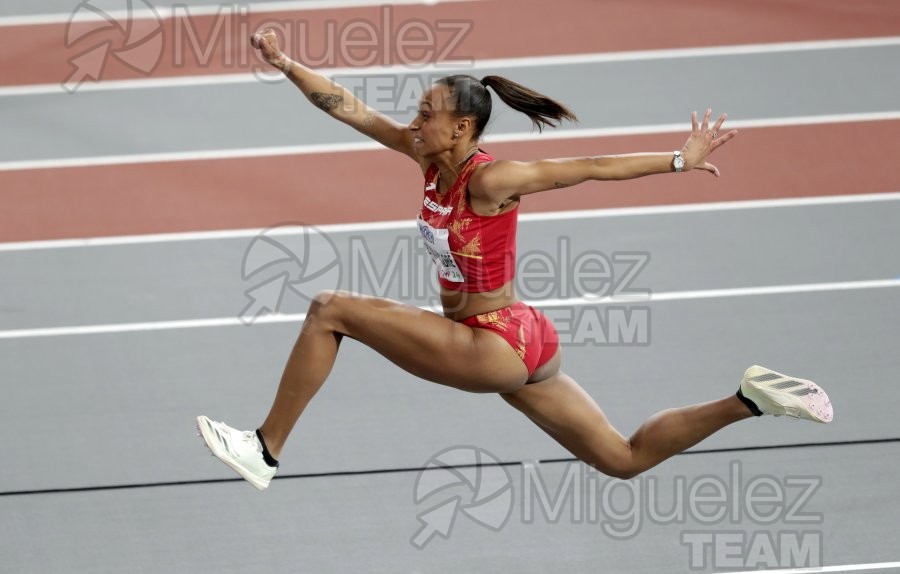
[310,92,344,112]
[361,112,377,129]
[553,181,571,188]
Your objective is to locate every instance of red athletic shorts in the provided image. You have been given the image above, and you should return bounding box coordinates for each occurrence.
[460,302,559,379]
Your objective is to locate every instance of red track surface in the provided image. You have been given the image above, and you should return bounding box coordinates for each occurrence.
[3,120,899,242]
[2,0,899,243]
[3,0,900,86]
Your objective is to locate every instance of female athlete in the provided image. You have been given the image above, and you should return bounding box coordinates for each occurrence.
[198,29,833,491]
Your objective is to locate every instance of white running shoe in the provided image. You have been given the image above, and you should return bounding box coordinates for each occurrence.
[197,416,277,490]
[739,365,833,423]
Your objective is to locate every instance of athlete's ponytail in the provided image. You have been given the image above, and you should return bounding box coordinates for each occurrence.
[436,74,577,139]
[480,75,577,133]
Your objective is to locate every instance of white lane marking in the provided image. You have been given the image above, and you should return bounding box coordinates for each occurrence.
[0,140,383,171]
[537,279,900,308]
[1,110,899,172]
[2,36,899,97]
[0,0,475,27]
[1,191,898,253]
[713,561,900,573]
[0,279,897,340]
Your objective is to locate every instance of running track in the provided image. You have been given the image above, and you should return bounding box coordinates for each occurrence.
[2,0,900,241]
[2,1,900,573]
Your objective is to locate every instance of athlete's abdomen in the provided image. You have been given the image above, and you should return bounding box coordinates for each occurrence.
[439,280,518,322]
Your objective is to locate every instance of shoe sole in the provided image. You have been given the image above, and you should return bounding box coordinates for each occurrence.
[196,415,270,491]
[741,366,833,423]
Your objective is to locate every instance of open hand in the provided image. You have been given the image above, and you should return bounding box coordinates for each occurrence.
[681,108,738,177]
[251,28,288,69]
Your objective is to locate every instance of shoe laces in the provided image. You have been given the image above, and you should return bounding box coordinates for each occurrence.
[242,431,262,453]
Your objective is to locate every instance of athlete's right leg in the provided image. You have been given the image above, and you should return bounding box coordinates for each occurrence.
[501,364,753,479]
[258,290,530,459]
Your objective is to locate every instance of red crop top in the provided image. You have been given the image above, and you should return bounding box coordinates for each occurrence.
[417,150,517,292]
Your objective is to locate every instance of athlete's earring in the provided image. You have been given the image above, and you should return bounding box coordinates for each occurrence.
[452,131,459,139]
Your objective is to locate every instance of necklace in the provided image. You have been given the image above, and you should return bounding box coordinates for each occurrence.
[438,146,480,182]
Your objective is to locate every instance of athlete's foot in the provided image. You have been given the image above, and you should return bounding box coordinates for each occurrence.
[197,416,279,490]
[736,365,833,423]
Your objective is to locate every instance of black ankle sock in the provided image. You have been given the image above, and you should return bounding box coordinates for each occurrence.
[736,388,763,417]
[256,429,279,468]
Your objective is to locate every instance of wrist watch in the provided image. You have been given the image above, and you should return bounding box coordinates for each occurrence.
[672,150,685,173]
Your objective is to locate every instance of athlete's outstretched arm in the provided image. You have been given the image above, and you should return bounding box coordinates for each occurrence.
[251,29,416,160]
[470,109,738,201]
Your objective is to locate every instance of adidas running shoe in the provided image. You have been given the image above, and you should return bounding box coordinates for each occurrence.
[197,416,277,490]
[738,365,833,423]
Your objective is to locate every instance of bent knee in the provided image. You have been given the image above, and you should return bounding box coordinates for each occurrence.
[306,290,352,329]
[586,460,640,480]
[587,448,643,480]
[603,465,641,480]
[310,289,345,309]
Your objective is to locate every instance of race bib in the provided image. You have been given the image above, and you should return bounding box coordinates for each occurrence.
[417,215,465,283]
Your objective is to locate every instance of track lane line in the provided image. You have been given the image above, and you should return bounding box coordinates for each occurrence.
[5,438,899,497]
[1,191,898,252]
[3,438,899,497]
[1,279,897,340]
[3,36,899,98]
[714,561,900,574]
